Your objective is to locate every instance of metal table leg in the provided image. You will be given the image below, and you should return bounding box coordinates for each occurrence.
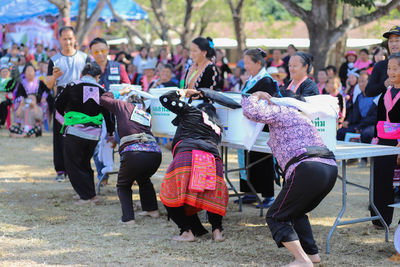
[222,147,243,211]
[326,158,389,254]
[326,160,347,254]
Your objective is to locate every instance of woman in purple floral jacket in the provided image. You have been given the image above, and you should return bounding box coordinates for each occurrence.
[242,90,338,267]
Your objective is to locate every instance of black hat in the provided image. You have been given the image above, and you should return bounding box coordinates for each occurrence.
[383,26,400,38]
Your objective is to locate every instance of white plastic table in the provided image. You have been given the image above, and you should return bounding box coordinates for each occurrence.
[220,140,400,254]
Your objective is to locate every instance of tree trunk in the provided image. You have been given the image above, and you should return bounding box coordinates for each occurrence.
[48,0,71,27]
[308,27,331,78]
[279,0,400,79]
[180,0,194,48]
[227,0,245,57]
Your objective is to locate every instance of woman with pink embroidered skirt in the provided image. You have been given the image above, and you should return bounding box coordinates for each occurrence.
[242,89,338,267]
[159,88,229,242]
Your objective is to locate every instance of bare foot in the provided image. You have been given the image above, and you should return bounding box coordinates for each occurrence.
[307,254,320,263]
[281,259,313,267]
[72,194,80,200]
[212,229,225,242]
[138,210,159,218]
[74,199,91,205]
[91,196,100,204]
[172,230,195,242]
[121,220,136,225]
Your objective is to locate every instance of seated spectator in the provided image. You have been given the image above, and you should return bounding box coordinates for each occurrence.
[139,61,157,92]
[172,44,183,67]
[227,67,241,91]
[231,68,249,93]
[266,66,287,88]
[354,48,372,72]
[339,51,358,86]
[34,44,48,63]
[342,72,361,123]
[367,46,388,75]
[325,77,345,128]
[326,65,338,79]
[149,64,178,89]
[174,47,191,87]
[0,65,19,128]
[126,63,139,84]
[282,44,297,66]
[133,47,149,75]
[317,68,328,94]
[1,44,20,66]
[15,63,53,130]
[337,72,377,143]
[277,66,289,88]
[9,94,43,138]
[215,49,231,91]
[158,47,171,65]
[267,49,285,68]
[22,45,34,63]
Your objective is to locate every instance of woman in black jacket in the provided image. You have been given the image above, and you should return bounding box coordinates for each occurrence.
[159,88,229,242]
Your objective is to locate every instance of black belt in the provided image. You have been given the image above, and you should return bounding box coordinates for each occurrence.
[280,146,336,179]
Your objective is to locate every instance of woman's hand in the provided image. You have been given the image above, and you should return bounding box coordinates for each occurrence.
[252,91,272,104]
[119,87,131,96]
[185,89,202,98]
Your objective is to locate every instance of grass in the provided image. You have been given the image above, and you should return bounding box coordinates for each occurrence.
[0,128,399,266]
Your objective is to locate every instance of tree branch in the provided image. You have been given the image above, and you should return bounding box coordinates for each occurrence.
[330,0,400,46]
[278,0,309,21]
[193,0,209,11]
[106,0,148,46]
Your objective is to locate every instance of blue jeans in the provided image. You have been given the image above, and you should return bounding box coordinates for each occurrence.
[93,142,108,180]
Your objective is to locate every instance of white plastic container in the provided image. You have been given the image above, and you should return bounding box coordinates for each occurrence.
[214,92,269,146]
[309,116,337,152]
[149,88,179,136]
[304,95,338,152]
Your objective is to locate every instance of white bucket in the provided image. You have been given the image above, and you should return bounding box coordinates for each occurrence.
[304,95,338,152]
[149,88,179,136]
[214,92,269,146]
[309,116,337,152]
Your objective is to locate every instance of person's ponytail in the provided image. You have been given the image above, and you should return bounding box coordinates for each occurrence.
[81,62,102,77]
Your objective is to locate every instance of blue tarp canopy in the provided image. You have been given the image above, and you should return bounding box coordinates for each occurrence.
[0,0,59,24]
[0,0,148,24]
[70,0,149,21]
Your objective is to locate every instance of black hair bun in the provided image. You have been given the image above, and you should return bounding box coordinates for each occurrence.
[206,37,213,43]
[257,48,267,58]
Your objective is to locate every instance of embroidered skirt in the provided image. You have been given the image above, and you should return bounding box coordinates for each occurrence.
[160,151,229,216]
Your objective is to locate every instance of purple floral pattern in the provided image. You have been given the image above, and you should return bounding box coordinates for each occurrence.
[242,96,336,180]
[121,141,161,154]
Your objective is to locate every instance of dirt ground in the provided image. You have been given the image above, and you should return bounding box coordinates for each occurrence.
[1,128,400,267]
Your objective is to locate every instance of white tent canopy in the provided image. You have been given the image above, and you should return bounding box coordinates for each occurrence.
[107,37,382,49]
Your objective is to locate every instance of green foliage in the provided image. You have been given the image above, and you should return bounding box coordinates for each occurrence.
[257,0,311,20]
[341,0,375,9]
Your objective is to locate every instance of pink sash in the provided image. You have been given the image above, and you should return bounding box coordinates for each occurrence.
[189,150,217,192]
[376,121,400,139]
[288,76,308,93]
[383,86,400,122]
[377,87,400,139]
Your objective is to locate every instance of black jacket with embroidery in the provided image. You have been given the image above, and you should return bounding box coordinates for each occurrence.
[160,90,221,158]
[55,81,114,135]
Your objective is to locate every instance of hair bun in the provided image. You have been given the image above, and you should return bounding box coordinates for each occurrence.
[257,48,267,58]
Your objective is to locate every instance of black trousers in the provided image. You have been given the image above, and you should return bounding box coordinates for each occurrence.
[63,135,98,200]
[371,138,397,227]
[117,151,161,222]
[53,118,66,174]
[164,205,223,235]
[240,151,275,197]
[0,99,11,125]
[266,161,337,255]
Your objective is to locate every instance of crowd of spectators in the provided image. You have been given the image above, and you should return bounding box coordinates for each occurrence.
[0,39,387,155]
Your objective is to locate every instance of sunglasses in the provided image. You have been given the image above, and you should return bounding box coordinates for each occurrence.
[92,49,107,56]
